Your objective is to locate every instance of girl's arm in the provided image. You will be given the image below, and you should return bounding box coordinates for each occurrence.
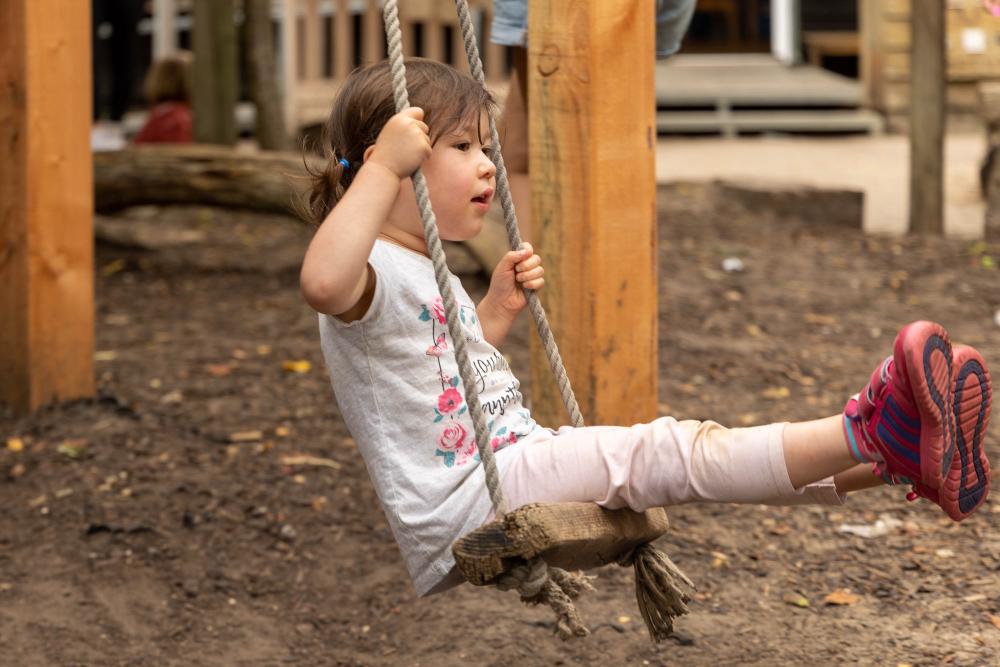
[300,108,431,317]
[477,243,544,347]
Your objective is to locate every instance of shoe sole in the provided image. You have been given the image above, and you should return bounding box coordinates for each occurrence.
[941,344,992,520]
[894,321,955,490]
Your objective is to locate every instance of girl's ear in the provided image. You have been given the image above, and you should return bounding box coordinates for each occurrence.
[363,145,376,163]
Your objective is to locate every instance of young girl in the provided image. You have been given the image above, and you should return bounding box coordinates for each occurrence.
[300,58,993,597]
[133,54,192,144]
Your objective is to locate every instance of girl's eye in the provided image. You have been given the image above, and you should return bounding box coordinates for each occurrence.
[455,142,471,151]
[482,146,495,157]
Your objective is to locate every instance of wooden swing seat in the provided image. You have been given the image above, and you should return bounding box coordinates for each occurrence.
[453,502,670,585]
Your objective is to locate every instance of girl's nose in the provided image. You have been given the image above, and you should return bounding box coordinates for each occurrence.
[479,155,496,178]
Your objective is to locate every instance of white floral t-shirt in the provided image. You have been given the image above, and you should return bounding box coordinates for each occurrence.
[318,240,540,595]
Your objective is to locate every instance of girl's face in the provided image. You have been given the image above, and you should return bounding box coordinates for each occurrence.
[391,111,497,246]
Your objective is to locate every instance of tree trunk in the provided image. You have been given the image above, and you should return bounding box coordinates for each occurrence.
[985,145,1000,240]
[192,0,238,145]
[93,145,319,216]
[909,0,945,235]
[244,0,291,150]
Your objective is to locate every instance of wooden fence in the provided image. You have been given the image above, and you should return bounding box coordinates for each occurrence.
[281,0,512,130]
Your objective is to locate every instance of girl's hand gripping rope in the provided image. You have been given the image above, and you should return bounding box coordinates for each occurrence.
[486,242,544,319]
[367,107,433,179]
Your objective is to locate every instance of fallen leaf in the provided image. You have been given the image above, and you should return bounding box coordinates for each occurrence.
[206,363,233,377]
[275,426,291,437]
[282,360,312,374]
[228,430,263,443]
[746,323,763,337]
[231,349,248,360]
[57,439,88,458]
[823,589,860,606]
[257,344,272,356]
[6,437,24,452]
[281,454,342,470]
[711,551,728,569]
[100,259,126,276]
[160,390,184,405]
[803,313,836,326]
[762,386,790,400]
[782,592,809,608]
[94,350,118,362]
[616,615,631,624]
[739,413,758,426]
[935,548,955,558]
[989,615,1000,632]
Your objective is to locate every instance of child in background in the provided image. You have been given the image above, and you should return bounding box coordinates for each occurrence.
[133,54,192,144]
[299,58,993,597]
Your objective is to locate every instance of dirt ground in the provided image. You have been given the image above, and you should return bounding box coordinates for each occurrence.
[2,183,999,666]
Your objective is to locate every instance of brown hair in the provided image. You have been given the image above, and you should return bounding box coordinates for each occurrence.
[143,54,191,105]
[305,58,496,226]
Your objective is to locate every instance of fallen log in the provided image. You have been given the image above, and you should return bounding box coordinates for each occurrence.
[93,144,509,270]
[94,145,319,216]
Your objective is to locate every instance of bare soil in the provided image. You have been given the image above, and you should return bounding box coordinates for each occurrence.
[2,183,999,666]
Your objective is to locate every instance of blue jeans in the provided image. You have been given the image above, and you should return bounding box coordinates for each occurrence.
[491,0,696,59]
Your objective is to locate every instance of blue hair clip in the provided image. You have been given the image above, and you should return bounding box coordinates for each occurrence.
[338,157,350,171]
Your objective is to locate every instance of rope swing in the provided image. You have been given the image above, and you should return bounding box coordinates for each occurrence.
[380,0,694,641]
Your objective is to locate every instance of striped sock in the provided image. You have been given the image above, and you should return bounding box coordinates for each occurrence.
[842,395,884,464]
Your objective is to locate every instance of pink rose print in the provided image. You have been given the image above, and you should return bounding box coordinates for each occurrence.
[490,433,519,451]
[426,332,448,358]
[438,421,468,452]
[430,297,447,325]
[437,387,462,414]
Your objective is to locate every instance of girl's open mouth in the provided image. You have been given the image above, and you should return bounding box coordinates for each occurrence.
[471,188,494,207]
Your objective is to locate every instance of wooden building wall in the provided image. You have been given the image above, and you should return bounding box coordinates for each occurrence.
[862,0,1000,126]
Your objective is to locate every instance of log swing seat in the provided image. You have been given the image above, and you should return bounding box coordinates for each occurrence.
[380,0,694,641]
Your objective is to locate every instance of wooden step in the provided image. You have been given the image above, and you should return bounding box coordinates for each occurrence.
[656,108,885,136]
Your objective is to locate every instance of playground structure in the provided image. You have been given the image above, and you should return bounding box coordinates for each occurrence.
[0,2,956,434]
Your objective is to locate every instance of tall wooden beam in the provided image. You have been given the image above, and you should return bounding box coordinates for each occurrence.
[909,0,945,235]
[193,0,238,145]
[0,0,94,414]
[528,0,657,427]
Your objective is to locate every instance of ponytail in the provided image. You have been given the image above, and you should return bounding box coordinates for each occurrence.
[304,142,358,226]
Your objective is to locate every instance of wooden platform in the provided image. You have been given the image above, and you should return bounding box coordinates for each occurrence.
[656,54,883,136]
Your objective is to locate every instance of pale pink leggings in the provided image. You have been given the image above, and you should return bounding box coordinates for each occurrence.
[496,416,846,512]
[429,417,846,595]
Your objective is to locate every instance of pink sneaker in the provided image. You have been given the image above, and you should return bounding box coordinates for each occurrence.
[943,344,991,518]
[844,322,954,483]
[844,323,993,520]
[865,344,992,521]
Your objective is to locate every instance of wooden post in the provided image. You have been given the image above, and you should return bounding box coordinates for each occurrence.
[528,0,657,427]
[304,0,321,80]
[363,0,384,64]
[0,0,94,413]
[282,0,299,136]
[334,0,353,80]
[909,0,945,235]
[192,0,238,145]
